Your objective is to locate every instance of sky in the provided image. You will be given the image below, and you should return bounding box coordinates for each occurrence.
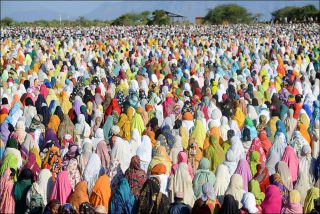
[1,1,319,23]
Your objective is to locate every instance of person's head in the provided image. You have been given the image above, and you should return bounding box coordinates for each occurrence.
[202,182,216,201]
[174,192,184,202]
[48,199,60,214]
[9,168,16,180]
[79,202,95,214]
[59,203,75,214]
[227,130,235,141]
[18,168,33,182]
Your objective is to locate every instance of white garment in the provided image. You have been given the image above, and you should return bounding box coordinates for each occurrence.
[38,169,54,205]
[111,137,132,173]
[83,153,102,195]
[136,135,152,173]
[214,164,231,203]
[129,129,141,155]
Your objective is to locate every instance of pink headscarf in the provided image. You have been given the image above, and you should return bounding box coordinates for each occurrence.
[261,185,282,214]
[246,137,267,164]
[0,169,15,213]
[235,159,252,192]
[171,151,194,179]
[50,171,73,204]
[281,146,299,184]
[39,84,49,98]
[21,153,40,181]
[96,141,111,170]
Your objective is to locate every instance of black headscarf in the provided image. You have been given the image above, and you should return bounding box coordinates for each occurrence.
[25,97,34,107]
[35,94,47,113]
[137,177,170,214]
[54,106,65,122]
[220,194,240,214]
[40,105,50,127]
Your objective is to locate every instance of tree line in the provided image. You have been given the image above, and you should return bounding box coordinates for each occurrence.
[1,4,319,27]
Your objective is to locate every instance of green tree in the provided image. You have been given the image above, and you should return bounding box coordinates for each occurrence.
[272,5,319,22]
[204,4,255,24]
[111,11,150,25]
[0,17,15,26]
[148,10,170,25]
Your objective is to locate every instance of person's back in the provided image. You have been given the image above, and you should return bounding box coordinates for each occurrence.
[169,193,191,214]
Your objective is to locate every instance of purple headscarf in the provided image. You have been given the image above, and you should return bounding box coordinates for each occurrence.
[43,128,60,150]
[72,100,82,116]
[1,122,10,143]
[235,159,252,192]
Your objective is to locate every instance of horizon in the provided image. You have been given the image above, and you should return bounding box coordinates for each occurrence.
[1,1,319,23]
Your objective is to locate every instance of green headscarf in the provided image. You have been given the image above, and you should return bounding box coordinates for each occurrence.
[249,179,265,205]
[193,157,216,199]
[249,151,260,175]
[204,135,225,173]
[0,153,18,181]
[6,138,18,149]
[244,117,254,128]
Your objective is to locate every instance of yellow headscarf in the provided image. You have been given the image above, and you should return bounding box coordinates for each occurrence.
[191,120,206,149]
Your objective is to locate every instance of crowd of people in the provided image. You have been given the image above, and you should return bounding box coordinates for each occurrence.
[0,23,319,214]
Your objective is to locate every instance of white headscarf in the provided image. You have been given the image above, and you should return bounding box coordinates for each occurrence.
[219,116,230,142]
[111,137,131,172]
[241,192,259,213]
[136,135,152,173]
[214,164,231,203]
[129,128,141,155]
[38,169,54,205]
[83,153,102,195]
[225,174,245,208]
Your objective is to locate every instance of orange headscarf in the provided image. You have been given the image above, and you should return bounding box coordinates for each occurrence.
[68,181,89,211]
[297,122,311,144]
[151,163,167,175]
[47,115,61,134]
[90,174,111,210]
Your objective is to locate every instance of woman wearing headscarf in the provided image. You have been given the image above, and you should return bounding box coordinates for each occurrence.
[258,130,272,157]
[129,128,142,156]
[14,168,33,213]
[193,158,216,199]
[8,102,23,127]
[191,119,206,149]
[241,192,261,214]
[233,105,245,129]
[169,135,183,164]
[15,120,37,152]
[252,164,269,193]
[50,170,73,204]
[214,164,231,203]
[247,137,267,165]
[59,91,72,115]
[37,169,54,206]
[90,174,111,210]
[234,159,252,192]
[243,117,258,140]
[284,109,297,141]
[224,136,245,175]
[225,174,245,209]
[137,177,170,214]
[47,115,61,135]
[136,135,152,173]
[171,151,194,179]
[23,97,37,128]
[75,114,88,143]
[249,151,260,176]
[290,131,309,158]
[0,168,15,213]
[304,187,320,213]
[295,147,315,203]
[96,140,111,171]
[169,155,195,207]
[110,178,136,214]
[111,136,132,172]
[66,158,80,190]
[21,152,41,181]
[219,194,240,214]
[3,138,22,170]
[39,104,51,128]
[219,116,230,142]
[274,120,288,142]
[125,155,147,199]
[204,135,225,173]
[192,183,221,214]
[261,185,282,214]
[297,122,311,143]
[83,153,102,195]
[149,146,172,175]
[281,190,303,214]
[67,181,89,212]
[249,179,265,205]
[276,161,293,191]
[280,146,299,185]
[57,114,75,142]
[77,142,93,176]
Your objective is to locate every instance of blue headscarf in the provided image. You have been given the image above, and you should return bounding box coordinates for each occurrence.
[103,116,114,142]
[274,120,288,142]
[110,178,136,214]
